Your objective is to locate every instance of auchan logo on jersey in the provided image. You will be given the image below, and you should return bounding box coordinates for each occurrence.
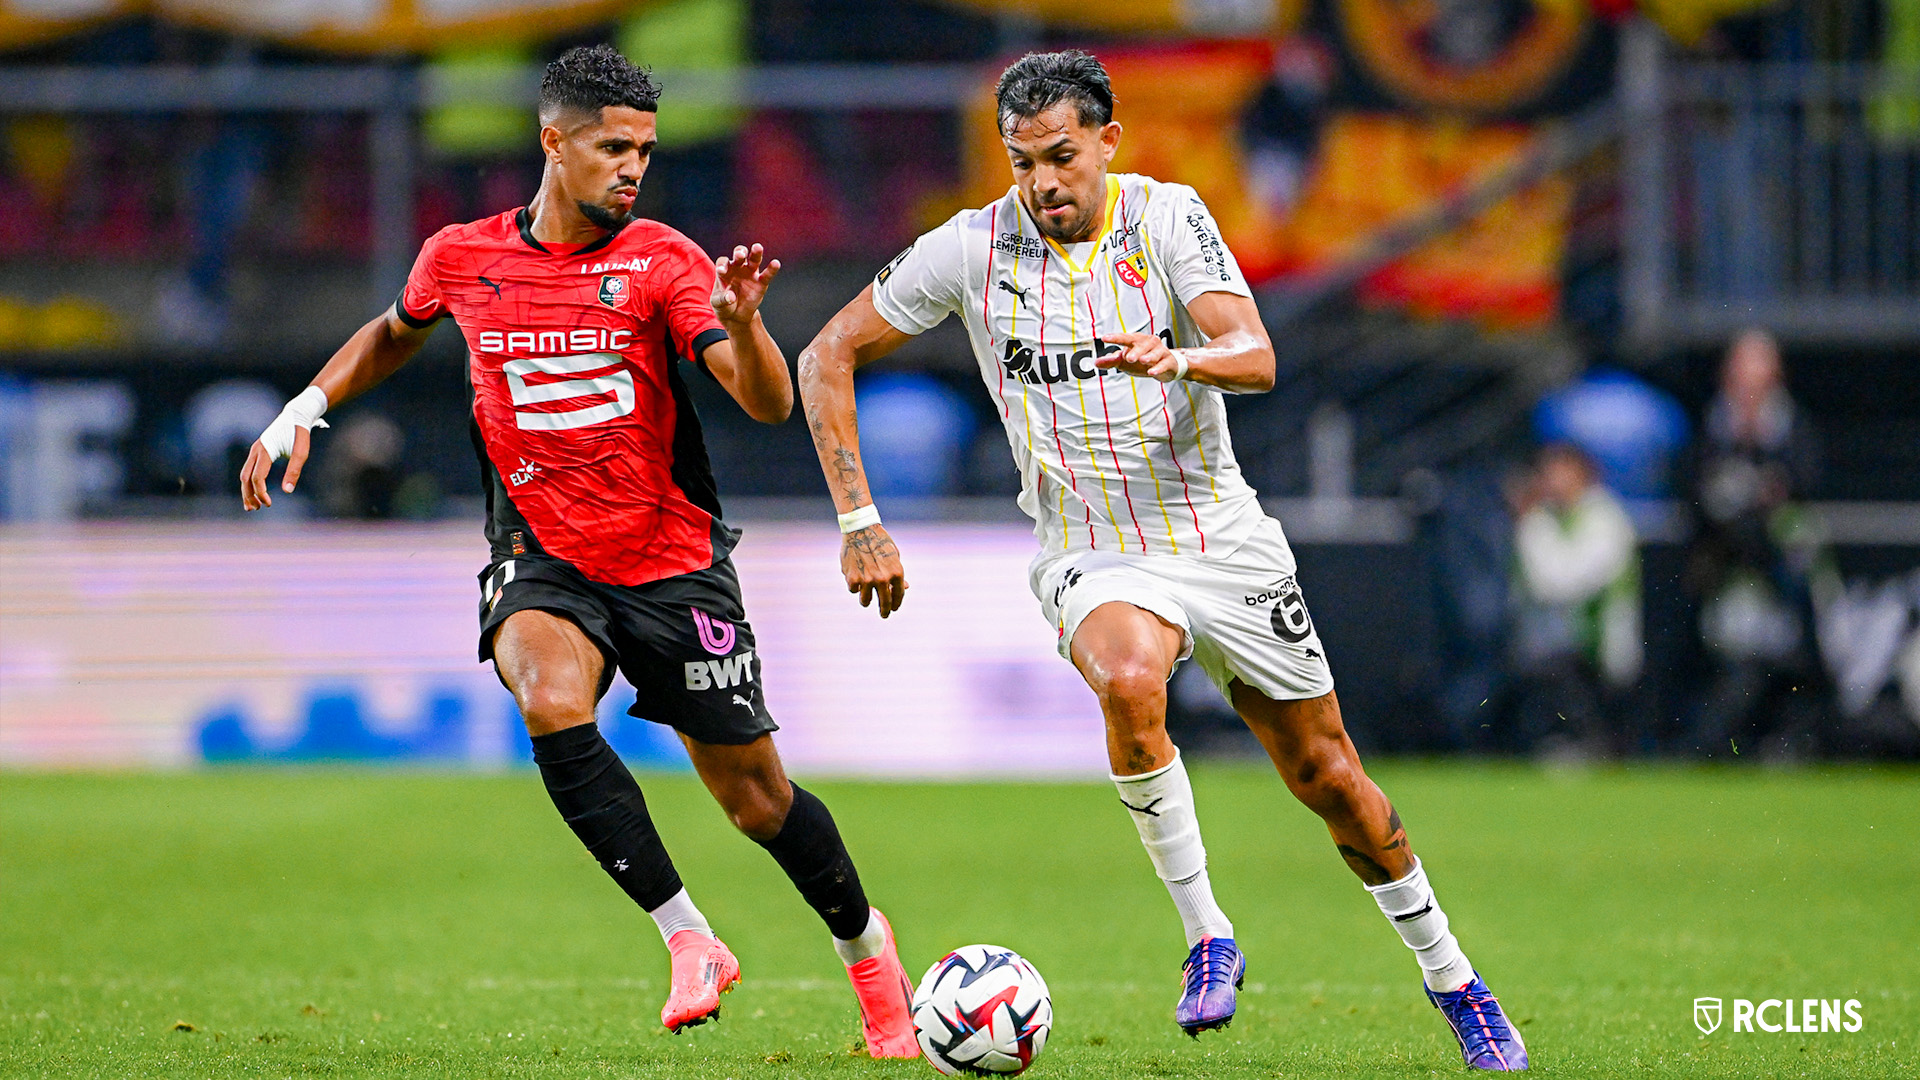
[1000,328,1174,385]
[477,327,634,357]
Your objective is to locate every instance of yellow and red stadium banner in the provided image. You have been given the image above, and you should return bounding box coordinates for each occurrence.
[0,0,657,53]
[960,41,1571,327]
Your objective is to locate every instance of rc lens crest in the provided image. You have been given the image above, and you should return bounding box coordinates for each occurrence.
[1115,249,1149,289]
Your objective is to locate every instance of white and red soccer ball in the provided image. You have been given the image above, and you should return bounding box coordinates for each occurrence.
[911,944,1051,1075]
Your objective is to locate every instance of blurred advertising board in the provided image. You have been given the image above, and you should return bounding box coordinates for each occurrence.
[0,521,1106,775]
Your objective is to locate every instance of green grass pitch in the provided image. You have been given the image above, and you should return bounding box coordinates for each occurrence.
[3,762,1914,1078]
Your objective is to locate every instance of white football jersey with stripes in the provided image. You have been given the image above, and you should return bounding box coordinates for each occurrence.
[872,172,1267,559]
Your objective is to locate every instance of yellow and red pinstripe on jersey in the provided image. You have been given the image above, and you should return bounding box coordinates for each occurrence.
[874,173,1267,562]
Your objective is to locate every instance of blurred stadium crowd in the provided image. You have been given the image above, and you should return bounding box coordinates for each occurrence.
[4,0,1920,762]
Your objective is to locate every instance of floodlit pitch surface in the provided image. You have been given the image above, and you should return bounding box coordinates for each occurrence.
[2,763,1913,1078]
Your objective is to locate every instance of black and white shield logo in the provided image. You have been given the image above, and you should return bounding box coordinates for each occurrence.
[598,273,630,308]
[1694,997,1722,1035]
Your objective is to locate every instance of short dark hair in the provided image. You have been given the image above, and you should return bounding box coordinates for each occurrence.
[539,44,660,125]
[994,49,1114,135]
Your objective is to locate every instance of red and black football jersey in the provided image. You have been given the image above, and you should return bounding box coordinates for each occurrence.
[399,207,733,586]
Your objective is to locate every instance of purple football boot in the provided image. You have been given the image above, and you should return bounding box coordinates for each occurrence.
[1426,970,1528,1070]
[1175,936,1245,1036]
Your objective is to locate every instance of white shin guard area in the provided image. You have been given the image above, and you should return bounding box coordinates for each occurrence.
[1113,751,1234,946]
[1365,857,1475,992]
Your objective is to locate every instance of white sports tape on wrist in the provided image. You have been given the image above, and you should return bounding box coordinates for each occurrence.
[837,504,882,533]
[1168,352,1190,381]
[258,386,330,461]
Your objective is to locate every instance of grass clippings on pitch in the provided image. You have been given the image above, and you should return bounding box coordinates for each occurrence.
[2,762,1914,1078]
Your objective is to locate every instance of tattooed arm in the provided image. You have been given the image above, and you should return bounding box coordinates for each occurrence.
[795,284,918,618]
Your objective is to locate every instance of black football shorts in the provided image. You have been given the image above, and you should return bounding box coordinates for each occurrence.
[477,552,777,746]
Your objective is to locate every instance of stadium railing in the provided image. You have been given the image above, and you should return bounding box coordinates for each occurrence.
[1620,20,1920,347]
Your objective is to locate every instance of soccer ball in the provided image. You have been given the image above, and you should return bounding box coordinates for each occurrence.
[911,944,1051,1075]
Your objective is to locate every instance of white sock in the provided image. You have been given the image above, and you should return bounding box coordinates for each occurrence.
[831,907,886,966]
[1113,751,1234,947]
[645,887,712,945]
[1166,866,1234,948]
[1365,857,1475,992]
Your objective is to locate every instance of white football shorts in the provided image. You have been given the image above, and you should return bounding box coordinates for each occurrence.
[1029,515,1335,702]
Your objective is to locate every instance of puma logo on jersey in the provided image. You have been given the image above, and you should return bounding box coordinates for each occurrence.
[731,693,755,714]
[684,651,755,691]
[1001,329,1173,385]
[997,279,1031,308]
[477,275,504,299]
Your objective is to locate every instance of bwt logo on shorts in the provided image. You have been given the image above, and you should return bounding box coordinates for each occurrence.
[1693,997,1864,1035]
[691,608,736,655]
[684,652,754,691]
[684,608,753,691]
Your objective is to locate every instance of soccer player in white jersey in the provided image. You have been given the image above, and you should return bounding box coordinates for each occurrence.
[795,52,1525,1069]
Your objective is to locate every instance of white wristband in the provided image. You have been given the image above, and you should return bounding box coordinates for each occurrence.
[257,385,330,461]
[837,504,882,534]
[1166,351,1190,382]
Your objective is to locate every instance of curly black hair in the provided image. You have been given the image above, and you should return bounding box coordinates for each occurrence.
[539,44,660,124]
[994,50,1114,135]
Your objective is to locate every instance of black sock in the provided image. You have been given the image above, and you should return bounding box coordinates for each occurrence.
[755,782,871,940]
[530,723,684,912]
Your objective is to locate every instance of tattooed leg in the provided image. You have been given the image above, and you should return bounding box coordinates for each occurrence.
[1335,805,1409,886]
[1230,686,1414,886]
[1231,684,1482,993]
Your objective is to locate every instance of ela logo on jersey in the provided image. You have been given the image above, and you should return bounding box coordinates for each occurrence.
[598,274,629,308]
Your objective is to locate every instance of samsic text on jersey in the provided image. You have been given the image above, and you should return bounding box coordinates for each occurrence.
[399,208,733,586]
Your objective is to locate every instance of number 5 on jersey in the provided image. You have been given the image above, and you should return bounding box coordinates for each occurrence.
[502,352,635,431]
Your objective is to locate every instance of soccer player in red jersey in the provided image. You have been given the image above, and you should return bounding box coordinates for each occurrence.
[237,45,918,1056]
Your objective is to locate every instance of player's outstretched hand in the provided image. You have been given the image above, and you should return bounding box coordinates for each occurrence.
[1096,330,1183,382]
[841,524,909,619]
[712,243,782,324]
[239,426,313,511]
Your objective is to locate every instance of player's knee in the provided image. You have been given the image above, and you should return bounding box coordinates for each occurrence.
[712,767,793,840]
[516,683,596,736]
[1086,656,1168,711]
[1287,743,1363,814]
[724,788,790,841]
